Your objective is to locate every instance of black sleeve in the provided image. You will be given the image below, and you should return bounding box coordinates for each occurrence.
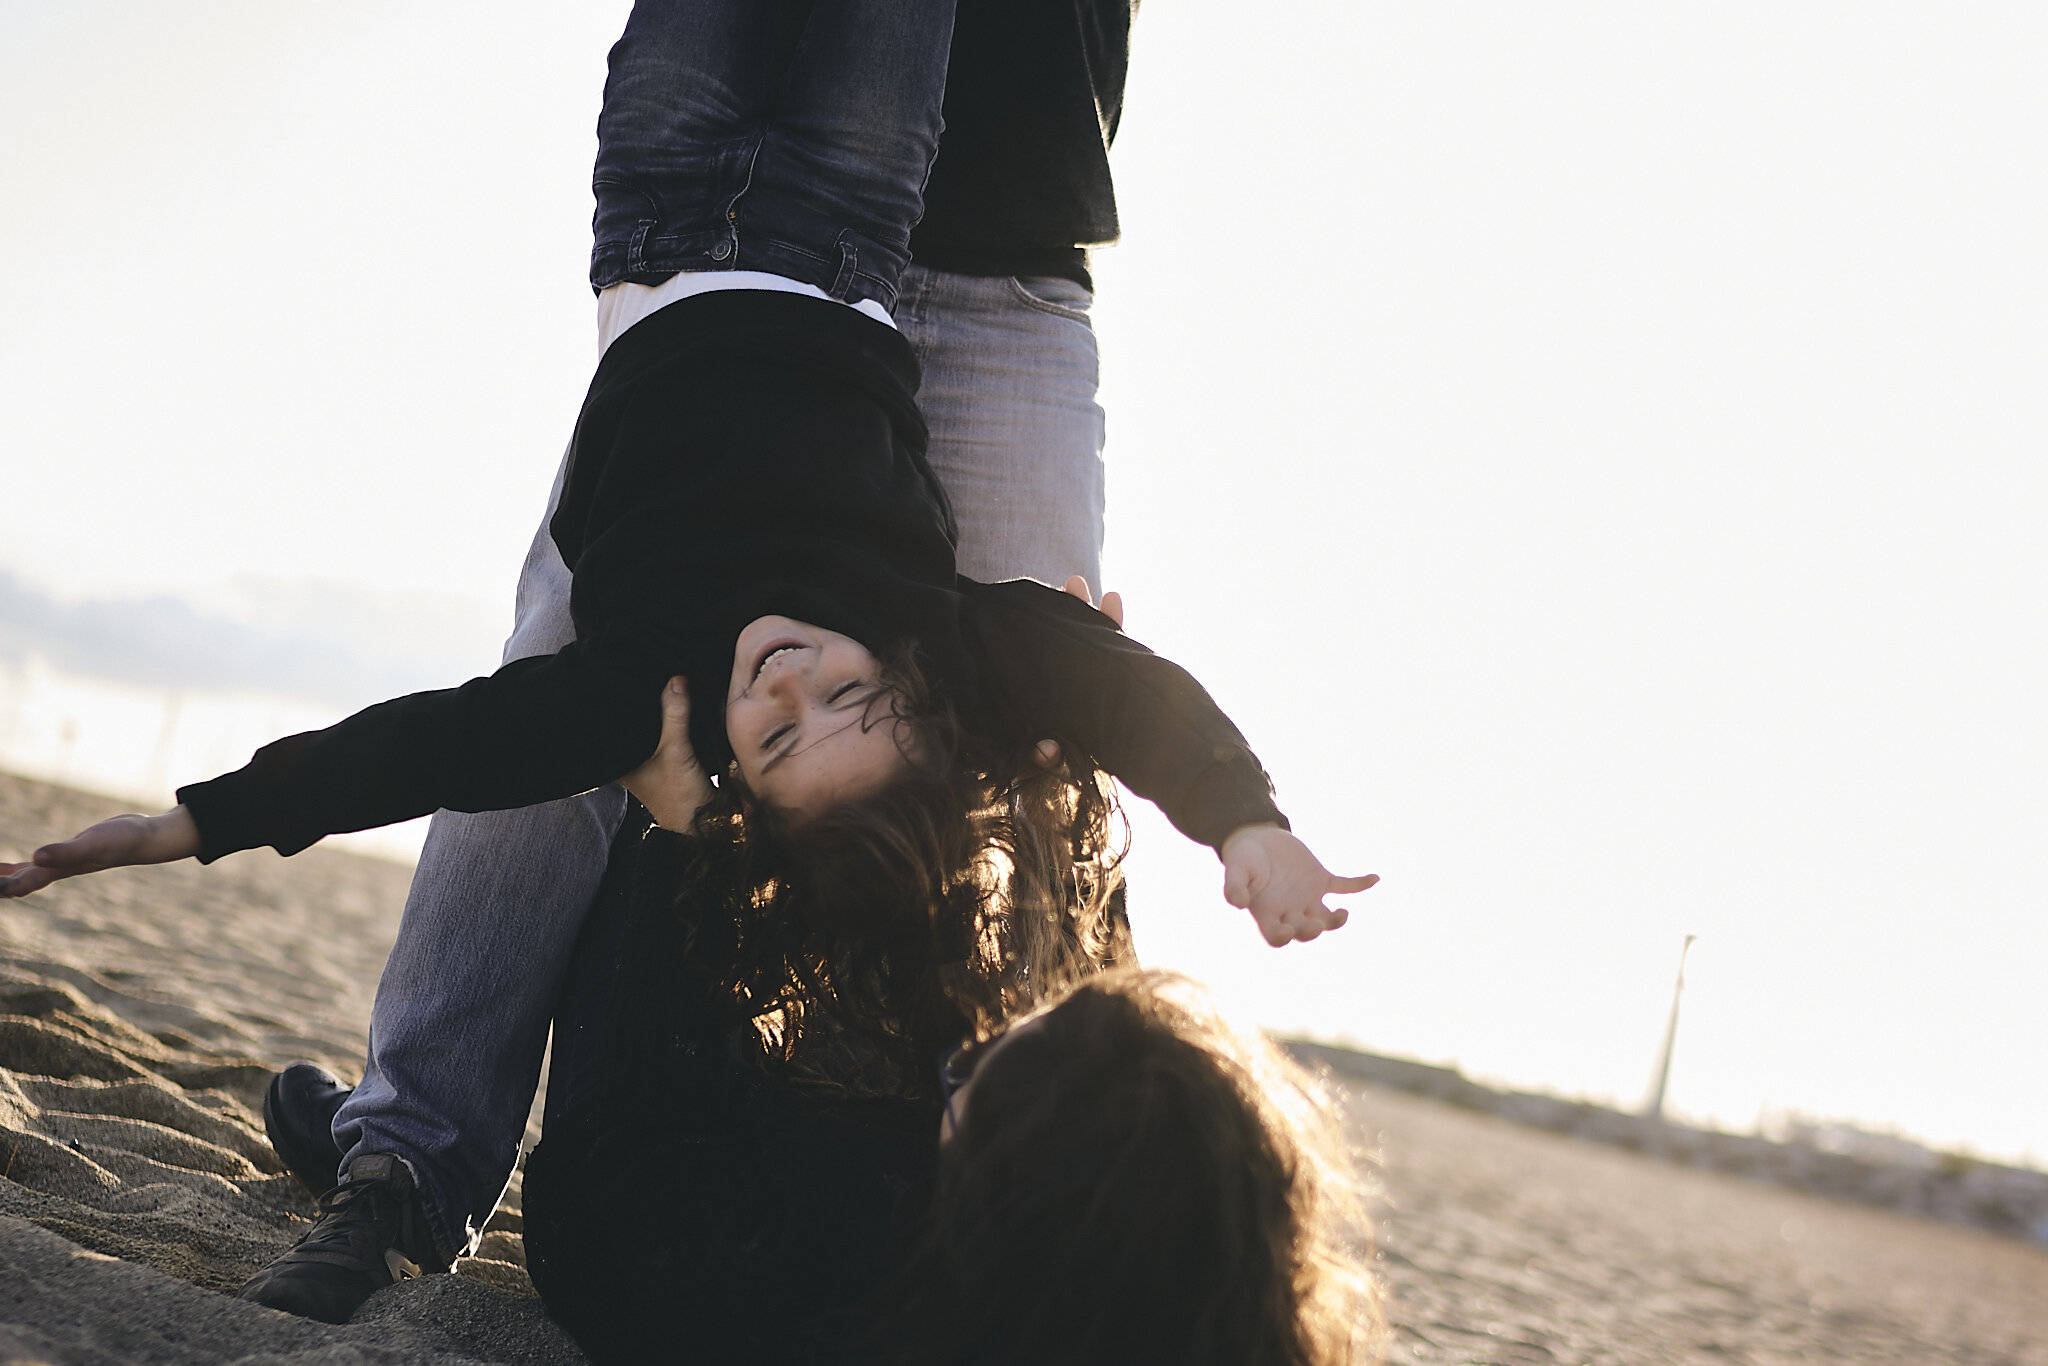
[960,579,1288,851]
[174,626,669,863]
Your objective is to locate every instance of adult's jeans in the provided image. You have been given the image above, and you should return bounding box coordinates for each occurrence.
[589,0,955,312]
[332,265,1107,1263]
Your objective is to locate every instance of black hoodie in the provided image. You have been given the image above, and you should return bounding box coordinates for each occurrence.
[177,291,1284,862]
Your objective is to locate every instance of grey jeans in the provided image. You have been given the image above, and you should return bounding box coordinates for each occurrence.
[332,267,1106,1262]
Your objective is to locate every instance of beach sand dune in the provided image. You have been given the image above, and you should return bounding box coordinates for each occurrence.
[2,769,2043,1363]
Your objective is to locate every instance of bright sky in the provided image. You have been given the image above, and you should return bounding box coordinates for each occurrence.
[3,2,2044,1163]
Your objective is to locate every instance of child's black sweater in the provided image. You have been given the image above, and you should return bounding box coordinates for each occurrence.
[177,292,1285,862]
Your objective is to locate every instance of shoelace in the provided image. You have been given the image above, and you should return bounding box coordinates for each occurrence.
[300,1175,429,1281]
[312,1177,380,1223]
[307,1176,405,1250]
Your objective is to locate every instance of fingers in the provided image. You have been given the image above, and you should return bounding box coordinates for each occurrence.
[0,811,196,895]
[38,824,132,866]
[1060,577,1125,629]
[32,840,83,872]
[1222,862,1254,909]
[2,834,101,892]
[1329,872,1379,894]
[1251,899,1353,948]
[0,862,59,899]
[653,677,692,749]
[1281,916,1323,945]
[625,677,713,832]
[1302,904,1347,939]
[1287,906,1345,944]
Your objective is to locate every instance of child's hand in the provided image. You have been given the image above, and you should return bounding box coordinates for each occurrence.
[0,807,202,899]
[621,676,714,831]
[1219,824,1377,947]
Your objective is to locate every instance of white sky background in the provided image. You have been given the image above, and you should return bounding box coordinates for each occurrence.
[2,3,2044,1163]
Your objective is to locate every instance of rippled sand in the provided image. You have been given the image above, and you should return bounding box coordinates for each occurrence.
[0,772,569,1365]
[2,770,2042,1364]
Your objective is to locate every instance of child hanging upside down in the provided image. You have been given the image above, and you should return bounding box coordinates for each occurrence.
[2,282,1371,942]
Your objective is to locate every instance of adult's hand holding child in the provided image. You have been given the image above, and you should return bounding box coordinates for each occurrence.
[1062,574,1122,628]
[621,676,714,831]
[0,807,202,899]
[1220,823,1376,947]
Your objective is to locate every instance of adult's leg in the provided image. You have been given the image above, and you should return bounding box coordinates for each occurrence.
[896,267,1106,590]
[329,449,629,1265]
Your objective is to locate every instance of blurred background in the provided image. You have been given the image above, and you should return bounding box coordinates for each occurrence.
[3,2,2043,1164]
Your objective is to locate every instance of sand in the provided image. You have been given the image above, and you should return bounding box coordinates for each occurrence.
[2,768,2043,1364]
[1353,1088,2048,1364]
[0,773,575,1365]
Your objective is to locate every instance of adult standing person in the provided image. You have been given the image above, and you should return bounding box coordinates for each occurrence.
[246,0,1142,1322]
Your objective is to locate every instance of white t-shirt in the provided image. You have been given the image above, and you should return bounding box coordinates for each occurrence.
[596,270,895,359]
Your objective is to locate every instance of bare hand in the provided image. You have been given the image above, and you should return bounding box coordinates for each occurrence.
[1219,824,1377,947]
[621,676,714,831]
[1062,574,1124,629]
[0,807,202,899]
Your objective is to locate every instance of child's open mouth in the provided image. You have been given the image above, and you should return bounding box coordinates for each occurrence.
[752,641,808,681]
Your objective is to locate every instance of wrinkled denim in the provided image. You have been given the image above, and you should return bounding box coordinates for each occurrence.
[903,270,1105,589]
[333,265,1105,1262]
[588,0,957,311]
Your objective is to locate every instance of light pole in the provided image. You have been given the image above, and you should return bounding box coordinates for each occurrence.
[1643,934,1698,1123]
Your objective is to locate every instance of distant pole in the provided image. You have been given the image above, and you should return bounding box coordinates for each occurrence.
[1643,934,1698,1122]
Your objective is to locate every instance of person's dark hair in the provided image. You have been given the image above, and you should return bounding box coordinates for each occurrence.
[667,640,1132,1096]
[889,968,1383,1366]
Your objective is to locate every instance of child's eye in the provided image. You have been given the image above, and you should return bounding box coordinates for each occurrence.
[763,723,793,750]
[829,681,861,703]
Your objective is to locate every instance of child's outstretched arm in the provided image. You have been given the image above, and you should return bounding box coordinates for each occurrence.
[3,627,682,898]
[1053,578,1372,947]
[966,577,1378,948]
[0,807,201,898]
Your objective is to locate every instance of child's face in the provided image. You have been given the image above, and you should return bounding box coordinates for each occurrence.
[726,615,912,820]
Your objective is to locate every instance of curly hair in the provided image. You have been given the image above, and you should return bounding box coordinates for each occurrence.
[887,968,1384,1366]
[661,641,1133,1097]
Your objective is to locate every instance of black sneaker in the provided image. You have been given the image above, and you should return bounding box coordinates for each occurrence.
[263,1063,351,1195]
[237,1153,447,1323]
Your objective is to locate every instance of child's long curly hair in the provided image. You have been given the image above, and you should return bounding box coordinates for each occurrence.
[889,968,1383,1366]
[663,641,1132,1097]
